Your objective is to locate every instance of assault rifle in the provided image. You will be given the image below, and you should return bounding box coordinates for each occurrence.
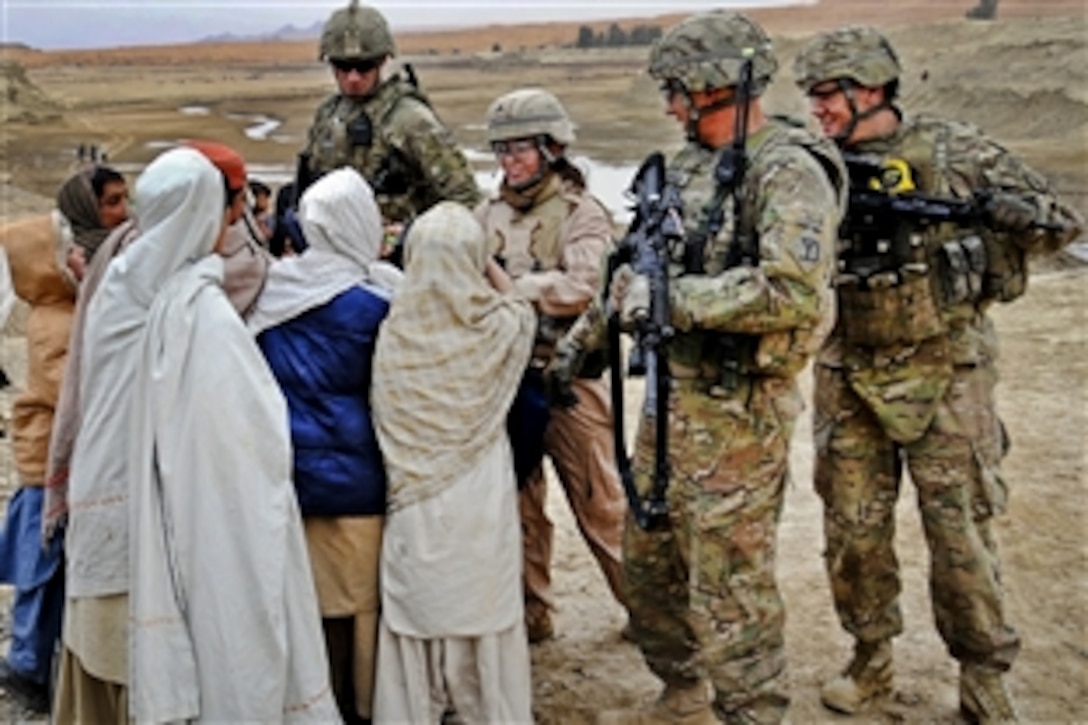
[607,151,684,531]
[843,153,988,231]
[840,153,1060,282]
[269,150,319,257]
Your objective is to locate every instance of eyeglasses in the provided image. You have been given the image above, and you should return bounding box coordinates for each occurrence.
[492,139,538,158]
[331,57,382,75]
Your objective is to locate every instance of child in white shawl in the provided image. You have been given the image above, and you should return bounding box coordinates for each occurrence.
[371,201,536,723]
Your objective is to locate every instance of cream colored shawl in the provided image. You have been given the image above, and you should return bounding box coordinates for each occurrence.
[372,201,535,512]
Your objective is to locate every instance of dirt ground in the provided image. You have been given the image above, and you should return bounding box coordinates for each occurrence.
[0,2,1085,722]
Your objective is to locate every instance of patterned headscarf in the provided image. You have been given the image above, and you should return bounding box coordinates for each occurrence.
[372,201,535,511]
[55,166,113,259]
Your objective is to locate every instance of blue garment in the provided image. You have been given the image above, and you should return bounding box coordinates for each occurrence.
[258,285,389,517]
[0,487,64,684]
[507,368,551,489]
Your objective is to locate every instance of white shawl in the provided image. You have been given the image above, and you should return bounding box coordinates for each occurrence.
[247,167,402,335]
[65,149,227,599]
[65,147,336,721]
[128,255,338,722]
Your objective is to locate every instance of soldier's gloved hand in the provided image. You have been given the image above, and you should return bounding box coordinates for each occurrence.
[544,338,581,409]
[985,192,1037,232]
[609,264,650,332]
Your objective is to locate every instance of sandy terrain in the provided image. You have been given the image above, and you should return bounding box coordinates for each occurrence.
[0,0,1084,721]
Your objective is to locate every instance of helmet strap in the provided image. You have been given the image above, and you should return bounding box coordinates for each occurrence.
[838,79,901,145]
[682,88,746,146]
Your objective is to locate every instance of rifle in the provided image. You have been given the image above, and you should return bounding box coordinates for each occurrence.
[839,153,1060,285]
[269,150,318,257]
[607,151,684,531]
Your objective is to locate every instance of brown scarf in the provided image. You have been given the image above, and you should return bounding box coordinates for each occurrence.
[498,170,561,212]
[55,168,111,259]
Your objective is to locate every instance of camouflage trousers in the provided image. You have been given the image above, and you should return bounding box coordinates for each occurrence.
[814,361,1021,670]
[624,376,800,724]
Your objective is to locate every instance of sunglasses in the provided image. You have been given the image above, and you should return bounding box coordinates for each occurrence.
[492,139,538,158]
[659,79,686,101]
[331,58,382,75]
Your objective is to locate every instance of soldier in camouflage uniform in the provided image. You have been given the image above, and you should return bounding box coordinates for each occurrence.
[793,26,1083,723]
[553,11,845,724]
[305,0,479,232]
[474,88,628,645]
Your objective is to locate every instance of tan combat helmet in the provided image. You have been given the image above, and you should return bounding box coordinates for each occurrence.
[486,88,576,145]
[793,25,901,93]
[319,0,395,62]
[648,10,778,95]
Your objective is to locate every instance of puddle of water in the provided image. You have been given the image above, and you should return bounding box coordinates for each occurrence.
[224,111,286,141]
[244,116,282,141]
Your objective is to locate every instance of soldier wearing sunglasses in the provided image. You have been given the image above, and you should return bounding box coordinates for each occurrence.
[304,1,480,249]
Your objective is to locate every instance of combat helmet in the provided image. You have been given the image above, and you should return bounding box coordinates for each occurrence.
[793,25,901,93]
[486,88,576,146]
[319,0,395,62]
[648,10,778,95]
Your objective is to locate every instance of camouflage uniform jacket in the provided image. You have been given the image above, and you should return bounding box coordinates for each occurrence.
[305,72,480,224]
[824,113,1083,442]
[475,174,614,364]
[567,119,845,389]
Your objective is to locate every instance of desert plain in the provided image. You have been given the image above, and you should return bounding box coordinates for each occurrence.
[0,0,1085,722]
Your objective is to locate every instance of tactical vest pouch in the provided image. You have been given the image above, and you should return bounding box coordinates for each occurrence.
[348,115,373,148]
[982,235,1027,303]
[938,235,986,306]
[837,270,946,348]
[712,333,759,391]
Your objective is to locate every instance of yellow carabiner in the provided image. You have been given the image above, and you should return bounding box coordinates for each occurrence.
[869,158,916,194]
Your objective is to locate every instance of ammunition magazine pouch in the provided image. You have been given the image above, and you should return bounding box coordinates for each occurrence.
[937,233,1027,307]
[837,269,946,348]
[982,235,1027,303]
[938,235,987,306]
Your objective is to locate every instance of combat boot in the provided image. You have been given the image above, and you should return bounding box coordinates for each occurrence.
[598,680,719,725]
[820,639,893,714]
[960,663,1018,724]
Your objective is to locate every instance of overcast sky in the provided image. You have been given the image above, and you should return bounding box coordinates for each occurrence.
[1,0,808,50]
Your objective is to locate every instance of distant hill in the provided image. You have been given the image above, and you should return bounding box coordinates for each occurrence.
[199,21,323,44]
[8,0,1082,69]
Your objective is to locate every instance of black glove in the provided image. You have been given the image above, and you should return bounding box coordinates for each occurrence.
[985,192,1037,232]
[544,338,581,409]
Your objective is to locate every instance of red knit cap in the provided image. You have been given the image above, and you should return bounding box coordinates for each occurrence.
[183,139,247,192]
